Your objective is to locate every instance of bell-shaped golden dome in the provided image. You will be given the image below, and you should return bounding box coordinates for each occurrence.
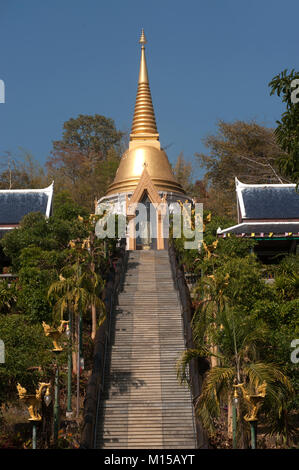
[105,29,185,197]
[106,141,184,195]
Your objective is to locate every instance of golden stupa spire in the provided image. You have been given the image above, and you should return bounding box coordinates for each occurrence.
[130,29,159,141]
[104,29,185,197]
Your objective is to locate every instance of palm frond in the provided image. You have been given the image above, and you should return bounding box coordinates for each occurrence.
[195,366,235,435]
[176,348,211,384]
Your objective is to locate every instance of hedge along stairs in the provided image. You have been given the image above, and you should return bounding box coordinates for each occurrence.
[95,250,197,449]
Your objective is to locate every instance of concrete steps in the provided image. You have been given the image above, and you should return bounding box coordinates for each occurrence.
[95,250,196,449]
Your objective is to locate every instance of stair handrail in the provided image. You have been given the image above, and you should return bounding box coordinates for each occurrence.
[168,241,209,449]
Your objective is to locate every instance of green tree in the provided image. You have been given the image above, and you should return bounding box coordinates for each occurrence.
[1,195,88,272]
[51,114,124,158]
[46,114,125,209]
[269,69,299,184]
[0,151,47,190]
[15,247,66,323]
[0,195,91,327]
[252,254,299,417]
[173,153,193,193]
[0,315,52,406]
[173,214,297,447]
[48,258,105,373]
[195,120,287,217]
[178,278,295,447]
[0,280,17,314]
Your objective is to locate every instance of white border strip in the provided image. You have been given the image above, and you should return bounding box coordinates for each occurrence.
[235,178,298,220]
[217,221,299,235]
[235,177,296,189]
[0,182,54,194]
[0,181,54,219]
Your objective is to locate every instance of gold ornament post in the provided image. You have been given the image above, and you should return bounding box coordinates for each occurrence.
[234,382,267,449]
[17,382,51,449]
[42,320,68,446]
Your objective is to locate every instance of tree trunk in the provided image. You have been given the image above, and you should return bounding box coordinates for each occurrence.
[76,314,80,418]
[227,394,233,437]
[72,350,77,375]
[90,257,97,340]
[210,344,218,368]
[91,303,96,340]
[72,314,78,375]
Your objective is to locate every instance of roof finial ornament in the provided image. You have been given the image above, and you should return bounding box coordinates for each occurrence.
[130,28,159,141]
[139,28,147,46]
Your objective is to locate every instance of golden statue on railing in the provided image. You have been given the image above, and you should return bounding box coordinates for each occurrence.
[234,382,267,421]
[42,320,69,351]
[17,382,51,421]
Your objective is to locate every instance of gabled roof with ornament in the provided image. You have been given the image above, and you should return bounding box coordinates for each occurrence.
[0,182,54,236]
[128,165,162,205]
[217,179,299,239]
[235,178,299,221]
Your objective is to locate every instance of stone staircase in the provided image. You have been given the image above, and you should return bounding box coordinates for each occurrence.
[95,250,197,449]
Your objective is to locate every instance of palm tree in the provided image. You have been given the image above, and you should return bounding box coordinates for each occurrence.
[48,261,105,372]
[177,305,294,448]
[48,260,106,418]
[81,230,106,340]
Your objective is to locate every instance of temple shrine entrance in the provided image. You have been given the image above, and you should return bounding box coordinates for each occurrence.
[126,167,166,251]
[135,192,157,250]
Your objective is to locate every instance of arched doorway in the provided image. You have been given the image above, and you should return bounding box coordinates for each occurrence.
[135,192,157,250]
[126,167,166,251]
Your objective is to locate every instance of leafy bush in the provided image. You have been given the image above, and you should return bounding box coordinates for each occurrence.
[0,315,53,405]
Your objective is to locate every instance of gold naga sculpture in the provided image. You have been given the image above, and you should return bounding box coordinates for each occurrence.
[202,240,218,259]
[17,382,51,421]
[42,320,69,351]
[234,382,267,422]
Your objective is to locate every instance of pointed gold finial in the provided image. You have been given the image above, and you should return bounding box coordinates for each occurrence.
[139,28,147,46]
[130,29,159,141]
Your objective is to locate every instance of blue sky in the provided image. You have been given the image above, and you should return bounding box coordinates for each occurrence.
[0,0,298,181]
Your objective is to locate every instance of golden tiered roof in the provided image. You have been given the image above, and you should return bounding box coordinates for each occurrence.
[105,30,185,197]
[130,29,159,140]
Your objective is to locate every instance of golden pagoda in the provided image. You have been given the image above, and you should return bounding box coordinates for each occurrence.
[105,29,185,197]
[99,30,188,250]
